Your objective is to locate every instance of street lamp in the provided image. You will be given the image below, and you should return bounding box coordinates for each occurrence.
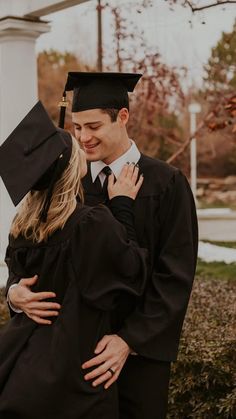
[188,102,201,204]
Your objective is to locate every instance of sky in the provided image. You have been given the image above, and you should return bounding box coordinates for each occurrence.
[36,0,236,88]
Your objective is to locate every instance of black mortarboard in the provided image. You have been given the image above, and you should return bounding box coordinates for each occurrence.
[0,101,72,221]
[58,72,142,128]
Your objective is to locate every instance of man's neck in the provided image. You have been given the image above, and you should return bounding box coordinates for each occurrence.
[89,140,141,183]
[103,139,132,165]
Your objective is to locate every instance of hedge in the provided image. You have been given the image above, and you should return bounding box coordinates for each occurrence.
[167,276,236,418]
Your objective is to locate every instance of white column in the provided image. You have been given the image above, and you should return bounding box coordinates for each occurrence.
[0,17,50,285]
[188,103,201,205]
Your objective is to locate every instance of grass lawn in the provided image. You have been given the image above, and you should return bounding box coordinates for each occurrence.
[196,259,236,281]
[197,240,236,281]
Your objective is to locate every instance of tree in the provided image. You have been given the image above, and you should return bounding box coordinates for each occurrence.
[38,50,92,128]
[174,21,236,177]
[205,20,236,91]
[202,20,236,135]
[168,1,236,12]
[95,1,188,171]
[128,53,186,164]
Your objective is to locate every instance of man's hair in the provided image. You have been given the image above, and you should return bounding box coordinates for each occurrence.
[10,136,84,243]
[101,108,120,122]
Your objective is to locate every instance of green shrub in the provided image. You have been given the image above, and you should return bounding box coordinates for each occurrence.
[196,260,236,281]
[168,277,236,418]
[0,288,9,328]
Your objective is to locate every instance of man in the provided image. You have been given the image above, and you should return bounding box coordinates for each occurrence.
[6,72,198,419]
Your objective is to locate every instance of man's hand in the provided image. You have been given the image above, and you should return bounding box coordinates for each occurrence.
[8,275,61,325]
[82,334,132,389]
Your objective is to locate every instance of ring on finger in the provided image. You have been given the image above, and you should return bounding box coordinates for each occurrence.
[108,367,115,377]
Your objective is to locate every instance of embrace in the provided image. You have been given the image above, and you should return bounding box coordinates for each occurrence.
[0,72,198,419]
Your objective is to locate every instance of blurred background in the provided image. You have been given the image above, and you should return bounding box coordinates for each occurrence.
[0,1,236,417]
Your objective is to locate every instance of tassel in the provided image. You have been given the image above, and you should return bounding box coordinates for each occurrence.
[58,92,69,128]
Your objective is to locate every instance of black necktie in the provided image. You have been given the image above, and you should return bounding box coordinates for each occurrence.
[101,166,112,200]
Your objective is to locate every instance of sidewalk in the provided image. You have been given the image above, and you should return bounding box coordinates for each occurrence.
[0,264,7,288]
[197,208,236,241]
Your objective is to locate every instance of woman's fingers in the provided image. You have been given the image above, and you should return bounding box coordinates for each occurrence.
[134,173,144,193]
[120,163,130,177]
[131,165,139,183]
[107,173,115,192]
[126,162,136,180]
[118,163,138,183]
[108,163,143,199]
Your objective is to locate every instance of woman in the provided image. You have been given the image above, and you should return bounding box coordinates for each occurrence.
[0,102,147,419]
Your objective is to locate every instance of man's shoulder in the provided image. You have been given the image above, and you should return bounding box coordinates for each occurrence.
[139,153,179,193]
[141,153,176,169]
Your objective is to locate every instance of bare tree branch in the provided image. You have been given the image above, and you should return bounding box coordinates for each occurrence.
[167,120,205,164]
[185,0,236,12]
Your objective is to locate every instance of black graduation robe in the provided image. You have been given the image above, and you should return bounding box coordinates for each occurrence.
[82,154,198,362]
[0,203,147,419]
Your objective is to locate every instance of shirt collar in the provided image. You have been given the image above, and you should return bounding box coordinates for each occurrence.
[90,140,141,183]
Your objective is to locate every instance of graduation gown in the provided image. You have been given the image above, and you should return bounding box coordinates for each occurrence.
[82,154,198,362]
[82,155,198,419]
[0,203,147,419]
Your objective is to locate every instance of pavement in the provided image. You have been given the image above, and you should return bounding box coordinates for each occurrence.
[197,208,236,242]
[0,264,7,288]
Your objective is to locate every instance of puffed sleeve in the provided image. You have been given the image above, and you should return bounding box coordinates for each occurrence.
[108,196,138,242]
[5,244,20,292]
[71,205,148,310]
[4,244,22,317]
[117,170,198,361]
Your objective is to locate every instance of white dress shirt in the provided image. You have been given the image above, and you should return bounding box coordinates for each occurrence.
[90,139,141,185]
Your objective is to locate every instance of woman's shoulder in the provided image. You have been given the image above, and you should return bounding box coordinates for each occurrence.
[9,204,92,248]
[83,203,112,218]
[78,204,115,228]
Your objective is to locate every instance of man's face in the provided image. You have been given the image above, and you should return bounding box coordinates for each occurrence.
[72,108,128,164]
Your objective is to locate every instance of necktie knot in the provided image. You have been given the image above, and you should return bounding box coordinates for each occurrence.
[101,166,112,177]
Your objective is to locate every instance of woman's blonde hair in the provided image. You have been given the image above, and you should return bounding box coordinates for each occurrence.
[10,135,84,243]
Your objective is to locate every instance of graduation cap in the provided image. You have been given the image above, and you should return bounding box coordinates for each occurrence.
[0,101,72,222]
[58,72,142,128]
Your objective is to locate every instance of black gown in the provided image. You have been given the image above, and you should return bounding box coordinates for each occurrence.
[0,202,147,419]
[82,154,198,419]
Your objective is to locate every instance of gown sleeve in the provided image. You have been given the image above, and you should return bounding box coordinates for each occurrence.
[4,244,21,317]
[108,196,138,242]
[72,204,148,310]
[117,170,198,361]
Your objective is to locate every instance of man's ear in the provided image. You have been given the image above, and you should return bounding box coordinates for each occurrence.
[118,108,129,126]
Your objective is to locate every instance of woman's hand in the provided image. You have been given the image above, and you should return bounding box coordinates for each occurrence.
[108,163,143,200]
